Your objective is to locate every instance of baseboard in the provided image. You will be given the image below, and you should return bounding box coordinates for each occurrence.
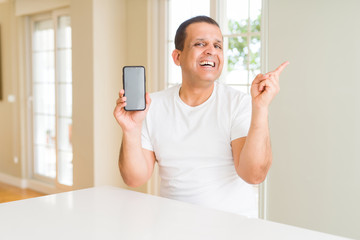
[0,172,27,189]
[0,172,59,195]
[26,179,61,195]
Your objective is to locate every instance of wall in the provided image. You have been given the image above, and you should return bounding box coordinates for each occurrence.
[126,0,148,68]
[71,0,95,189]
[122,0,150,193]
[267,0,360,239]
[15,0,70,15]
[92,0,127,188]
[0,1,21,178]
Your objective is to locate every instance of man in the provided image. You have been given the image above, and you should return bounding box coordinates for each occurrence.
[114,16,288,217]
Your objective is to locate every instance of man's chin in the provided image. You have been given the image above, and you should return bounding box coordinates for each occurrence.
[199,73,221,82]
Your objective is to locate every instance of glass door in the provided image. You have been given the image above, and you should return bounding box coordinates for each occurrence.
[30,10,73,189]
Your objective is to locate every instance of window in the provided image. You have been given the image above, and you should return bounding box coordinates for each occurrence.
[30,10,73,187]
[166,0,264,217]
[166,0,262,94]
[221,0,262,93]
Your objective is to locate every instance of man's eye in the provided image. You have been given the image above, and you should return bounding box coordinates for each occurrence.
[215,44,222,49]
[195,43,205,47]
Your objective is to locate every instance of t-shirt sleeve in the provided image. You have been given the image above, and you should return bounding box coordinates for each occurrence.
[141,118,154,151]
[230,94,252,141]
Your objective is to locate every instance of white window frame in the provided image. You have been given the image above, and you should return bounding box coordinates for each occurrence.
[28,8,73,192]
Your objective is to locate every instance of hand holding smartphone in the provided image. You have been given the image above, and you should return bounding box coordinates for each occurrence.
[122,66,146,111]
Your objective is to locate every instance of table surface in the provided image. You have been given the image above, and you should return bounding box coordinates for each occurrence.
[0,186,351,240]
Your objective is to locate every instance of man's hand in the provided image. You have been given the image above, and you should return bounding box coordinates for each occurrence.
[251,61,289,109]
[113,89,151,133]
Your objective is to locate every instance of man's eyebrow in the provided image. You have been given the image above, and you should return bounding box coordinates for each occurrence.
[193,38,223,43]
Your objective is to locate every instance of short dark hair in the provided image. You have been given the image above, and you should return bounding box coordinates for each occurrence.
[174,16,220,51]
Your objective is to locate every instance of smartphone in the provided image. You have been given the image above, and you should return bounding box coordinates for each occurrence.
[122,66,146,111]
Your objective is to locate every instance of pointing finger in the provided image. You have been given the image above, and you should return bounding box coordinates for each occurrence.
[274,61,290,75]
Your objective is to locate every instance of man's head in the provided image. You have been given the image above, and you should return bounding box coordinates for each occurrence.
[172,16,224,85]
[174,16,220,51]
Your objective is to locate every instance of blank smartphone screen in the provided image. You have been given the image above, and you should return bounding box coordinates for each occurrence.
[123,66,146,111]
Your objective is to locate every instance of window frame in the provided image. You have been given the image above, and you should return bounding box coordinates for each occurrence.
[28,8,73,191]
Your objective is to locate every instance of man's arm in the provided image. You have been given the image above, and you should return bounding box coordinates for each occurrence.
[119,130,156,188]
[232,109,272,184]
[114,90,155,188]
[232,61,289,184]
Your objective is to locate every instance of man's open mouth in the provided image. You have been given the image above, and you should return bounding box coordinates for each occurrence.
[199,61,215,67]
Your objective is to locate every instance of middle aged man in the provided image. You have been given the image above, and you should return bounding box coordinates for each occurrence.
[114,16,289,217]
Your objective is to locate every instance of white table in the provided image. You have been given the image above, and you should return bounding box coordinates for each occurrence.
[0,186,351,240]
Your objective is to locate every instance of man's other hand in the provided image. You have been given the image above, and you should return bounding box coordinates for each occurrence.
[251,61,289,109]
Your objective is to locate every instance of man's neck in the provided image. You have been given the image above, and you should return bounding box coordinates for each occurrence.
[179,81,215,107]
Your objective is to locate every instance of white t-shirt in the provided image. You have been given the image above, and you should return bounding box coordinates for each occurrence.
[141,82,257,217]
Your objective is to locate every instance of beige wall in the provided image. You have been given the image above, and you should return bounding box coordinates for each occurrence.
[126,0,148,68]
[91,0,149,192]
[92,0,127,188]
[122,0,149,193]
[267,0,360,239]
[0,0,150,193]
[0,1,21,178]
[71,0,95,189]
[15,0,69,15]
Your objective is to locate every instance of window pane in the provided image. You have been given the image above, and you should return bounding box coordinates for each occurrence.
[34,115,56,146]
[57,15,72,85]
[250,0,262,32]
[224,0,249,35]
[249,36,261,82]
[168,0,210,40]
[32,18,56,182]
[58,150,73,186]
[33,20,54,51]
[58,118,72,151]
[224,36,249,85]
[57,14,73,186]
[34,145,56,179]
[227,36,248,70]
[33,52,55,83]
[57,16,71,49]
[58,83,72,117]
[33,83,55,115]
[58,117,73,186]
[57,49,72,83]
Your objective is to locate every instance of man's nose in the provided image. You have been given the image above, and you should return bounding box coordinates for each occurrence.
[204,45,216,55]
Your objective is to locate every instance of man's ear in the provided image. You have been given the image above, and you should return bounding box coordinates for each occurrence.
[172,49,181,66]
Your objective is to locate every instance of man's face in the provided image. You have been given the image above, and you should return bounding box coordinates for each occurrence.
[174,22,224,85]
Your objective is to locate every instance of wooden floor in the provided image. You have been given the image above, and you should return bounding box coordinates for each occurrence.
[0,182,45,204]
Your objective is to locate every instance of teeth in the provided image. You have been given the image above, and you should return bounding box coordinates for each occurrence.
[200,61,215,67]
